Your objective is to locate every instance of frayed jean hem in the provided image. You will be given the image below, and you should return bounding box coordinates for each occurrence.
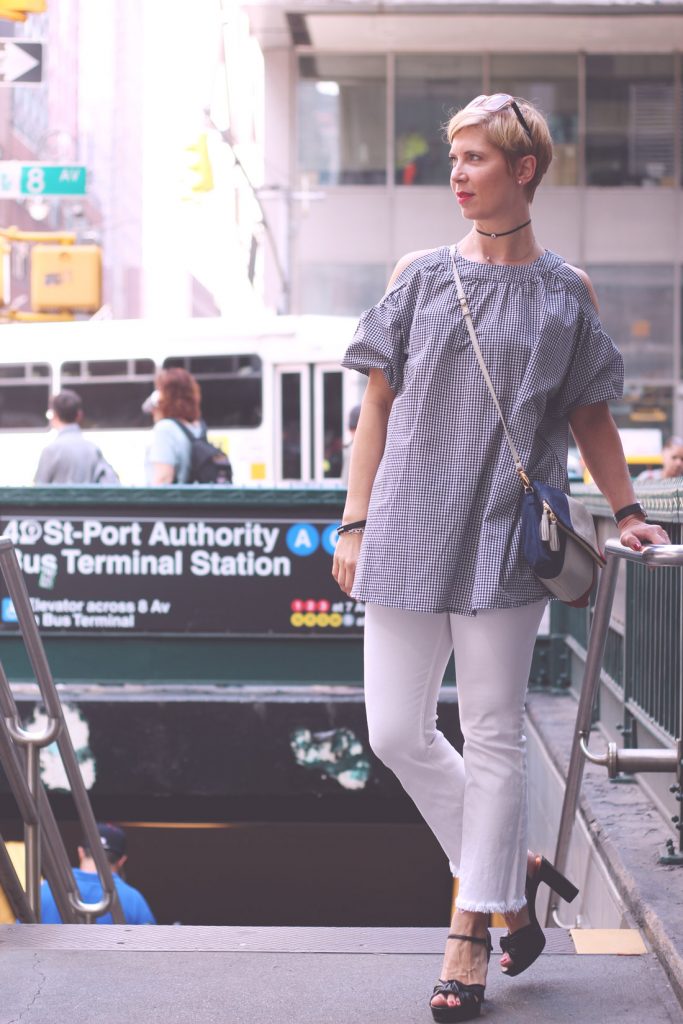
[455,895,527,915]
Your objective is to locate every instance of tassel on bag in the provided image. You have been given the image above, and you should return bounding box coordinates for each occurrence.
[541,501,561,552]
[540,504,550,542]
[549,517,560,552]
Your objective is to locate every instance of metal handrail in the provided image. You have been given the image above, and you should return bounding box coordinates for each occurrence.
[0,538,124,923]
[547,539,683,927]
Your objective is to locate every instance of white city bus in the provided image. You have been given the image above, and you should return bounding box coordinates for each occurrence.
[0,315,365,487]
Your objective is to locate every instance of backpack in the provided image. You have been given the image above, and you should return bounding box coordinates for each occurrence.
[172,420,233,485]
[93,451,121,485]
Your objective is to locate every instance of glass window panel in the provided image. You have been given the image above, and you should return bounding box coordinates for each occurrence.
[161,354,263,427]
[0,364,25,378]
[586,55,675,187]
[297,55,386,186]
[395,55,482,186]
[196,378,262,429]
[588,264,674,379]
[299,263,389,316]
[0,384,51,429]
[76,383,154,429]
[59,360,156,427]
[86,360,129,377]
[281,373,302,479]
[134,359,156,375]
[491,55,578,186]
[322,371,343,479]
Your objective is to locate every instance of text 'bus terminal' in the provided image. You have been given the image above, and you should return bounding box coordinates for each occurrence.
[0,513,356,637]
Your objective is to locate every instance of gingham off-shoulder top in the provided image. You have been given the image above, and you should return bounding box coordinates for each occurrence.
[341,245,623,615]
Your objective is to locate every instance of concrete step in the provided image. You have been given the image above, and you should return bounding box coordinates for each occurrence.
[0,926,680,1024]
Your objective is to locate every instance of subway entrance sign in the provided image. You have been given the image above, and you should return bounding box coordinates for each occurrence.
[0,162,86,198]
[0,491,363,639]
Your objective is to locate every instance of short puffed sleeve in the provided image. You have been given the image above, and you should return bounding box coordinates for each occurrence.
[553,309,624,418]
[341,289,406,394]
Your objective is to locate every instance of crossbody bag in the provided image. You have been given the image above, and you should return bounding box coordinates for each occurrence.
[450,245,605,607]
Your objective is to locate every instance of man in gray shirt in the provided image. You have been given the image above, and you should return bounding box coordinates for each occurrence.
[34,390,119,485]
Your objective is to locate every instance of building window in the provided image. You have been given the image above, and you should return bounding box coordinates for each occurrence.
[298,263,388,316]
[394,55,482,186]
[491,55,578,186]
[297,55,387,186]
[586,55,675,187]
[588,264,674,380]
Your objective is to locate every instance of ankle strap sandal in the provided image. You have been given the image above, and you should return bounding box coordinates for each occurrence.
[430,931,492,1022]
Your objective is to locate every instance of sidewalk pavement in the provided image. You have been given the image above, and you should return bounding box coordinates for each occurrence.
[0,925,680,1024]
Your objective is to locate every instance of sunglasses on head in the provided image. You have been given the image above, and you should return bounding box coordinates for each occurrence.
[467,93,533,141]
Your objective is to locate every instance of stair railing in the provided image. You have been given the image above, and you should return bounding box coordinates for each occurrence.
[0,537,124,923]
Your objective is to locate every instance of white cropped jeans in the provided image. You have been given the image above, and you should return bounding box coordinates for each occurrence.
[364,600,547,915]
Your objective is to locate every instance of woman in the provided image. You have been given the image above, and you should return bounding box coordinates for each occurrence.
[332,94,669,1023]
[145,367,204,485]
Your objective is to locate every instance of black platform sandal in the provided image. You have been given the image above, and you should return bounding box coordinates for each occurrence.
[500,855,579,977]
[430,931,492,1023]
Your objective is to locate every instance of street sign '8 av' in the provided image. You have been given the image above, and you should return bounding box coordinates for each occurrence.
[21,165,86,196]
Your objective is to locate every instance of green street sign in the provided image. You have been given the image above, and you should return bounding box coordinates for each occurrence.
[20,164,86,196]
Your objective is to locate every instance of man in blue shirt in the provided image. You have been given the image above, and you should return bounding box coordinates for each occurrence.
[40,822,156,924]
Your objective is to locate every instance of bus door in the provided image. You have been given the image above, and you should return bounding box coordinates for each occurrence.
[274,365,312,484]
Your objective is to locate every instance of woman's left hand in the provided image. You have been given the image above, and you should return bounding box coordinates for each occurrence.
[619,514,670,552]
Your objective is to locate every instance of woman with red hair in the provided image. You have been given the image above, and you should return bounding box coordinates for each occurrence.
[144,368,203,485]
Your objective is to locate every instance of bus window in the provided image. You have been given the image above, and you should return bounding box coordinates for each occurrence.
[162,354,262,428]
[60,359,156,428]
[0,363,51,429]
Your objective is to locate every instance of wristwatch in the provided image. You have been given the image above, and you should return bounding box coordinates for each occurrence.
[614,502,647,526]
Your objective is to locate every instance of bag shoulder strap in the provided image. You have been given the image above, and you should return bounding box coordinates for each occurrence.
[171,418,199,443]
[449,245,531,490]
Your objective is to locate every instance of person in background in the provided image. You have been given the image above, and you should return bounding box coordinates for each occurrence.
[40,822,156,924]
[637,435,683,482]
[143,368,204,484]
[341,404,361,485]
[34,390,119,485]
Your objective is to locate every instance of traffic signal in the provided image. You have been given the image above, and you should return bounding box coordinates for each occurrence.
[184,133,213,193]
[0,1,46,21]
[30,244,102,313]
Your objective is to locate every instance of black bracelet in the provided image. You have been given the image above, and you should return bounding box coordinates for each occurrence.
[336,519,367,536]
[614,502,647,526]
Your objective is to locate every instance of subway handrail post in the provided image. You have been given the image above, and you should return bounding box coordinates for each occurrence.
[0,538,124,923]
[0,680,77,921]
[547,539,683,927]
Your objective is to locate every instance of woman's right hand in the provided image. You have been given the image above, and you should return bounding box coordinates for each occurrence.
[332,532,363,595]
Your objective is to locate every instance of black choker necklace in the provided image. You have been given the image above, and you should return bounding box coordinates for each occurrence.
[476,219,531,240]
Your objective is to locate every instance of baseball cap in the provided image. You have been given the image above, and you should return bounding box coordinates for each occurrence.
[97,823,126,858]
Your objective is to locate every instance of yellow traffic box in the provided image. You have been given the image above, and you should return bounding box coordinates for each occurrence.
[30,243,102,313]
[0,1,46,21]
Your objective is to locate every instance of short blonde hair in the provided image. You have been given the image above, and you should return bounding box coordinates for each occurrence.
[446,96,553,201]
